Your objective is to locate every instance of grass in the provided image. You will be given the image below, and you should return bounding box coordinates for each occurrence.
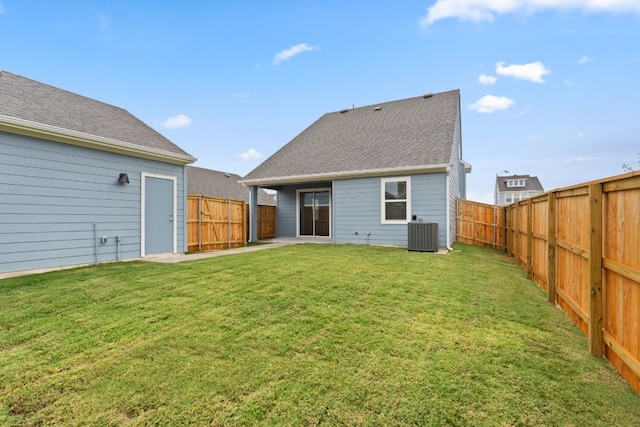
[1,243,639,426]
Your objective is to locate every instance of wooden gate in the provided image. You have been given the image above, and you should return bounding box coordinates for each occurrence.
[257,205,276,240]
[456,199,506,251]
[187,195,247,252]
[243,205,277,241]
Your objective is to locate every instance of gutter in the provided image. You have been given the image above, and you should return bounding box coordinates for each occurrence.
[0,114,197,165]
[240,163,450,187]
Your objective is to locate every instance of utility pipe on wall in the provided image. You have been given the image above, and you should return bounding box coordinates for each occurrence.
[93,223,99,264]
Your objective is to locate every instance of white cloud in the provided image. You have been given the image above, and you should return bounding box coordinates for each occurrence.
[468,95,515,113]
[420,0,640,27]
[496,61,550,83]
[273,43,316,65]
[160,114,192,129]
[478,74,497,85]
[563,156,596,163]
[239,148,262,161]
[578,55,594,64]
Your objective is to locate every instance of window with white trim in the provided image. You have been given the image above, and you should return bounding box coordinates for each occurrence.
[506,179,526,187]
[381,177,411,224]
[506,192,529,204]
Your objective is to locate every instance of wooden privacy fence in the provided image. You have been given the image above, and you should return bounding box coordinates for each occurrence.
[456,199,506,251]
[187,195,247,252]
[456,170,640,394]
[256,205,277,240]
[187,195,277,252]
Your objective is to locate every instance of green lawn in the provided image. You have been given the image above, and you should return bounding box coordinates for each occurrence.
[1,243,639,426]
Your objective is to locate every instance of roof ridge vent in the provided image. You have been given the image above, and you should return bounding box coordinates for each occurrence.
[423,93,434,98]
[339,108,349,113]
[374,106,382,111]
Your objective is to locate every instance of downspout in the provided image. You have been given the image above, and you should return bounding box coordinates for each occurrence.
[445,170,453,251]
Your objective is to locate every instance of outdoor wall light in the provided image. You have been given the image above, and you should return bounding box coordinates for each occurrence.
[118,173,130,184]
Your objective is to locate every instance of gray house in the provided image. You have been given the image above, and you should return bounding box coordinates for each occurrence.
[241,90,471,248]
[187,166,276,206]
[494,174,544,206]
[0,70,196,275]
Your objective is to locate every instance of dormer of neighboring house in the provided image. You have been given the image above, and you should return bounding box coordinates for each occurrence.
[494,174,544,206]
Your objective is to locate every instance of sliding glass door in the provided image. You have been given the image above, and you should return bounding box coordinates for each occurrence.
[299,190,330,237]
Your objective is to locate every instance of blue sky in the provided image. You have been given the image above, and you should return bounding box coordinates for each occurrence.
[1,1,639,203]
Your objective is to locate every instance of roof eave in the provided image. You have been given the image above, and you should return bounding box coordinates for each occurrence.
[0,114,197,165]
[240,164,450,187]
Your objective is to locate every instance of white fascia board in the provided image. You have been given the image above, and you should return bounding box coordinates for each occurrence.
[239,164,450,187]
[0,114,197,165]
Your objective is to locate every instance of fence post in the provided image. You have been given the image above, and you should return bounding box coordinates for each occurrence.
[547,192,557,305]
[526,198,533,280]
[228,199,232,249]
[500,206,507,252]
[588,183,604,357]
[511,205,518,261]
[506,205,512,256]
[198,195,203,252]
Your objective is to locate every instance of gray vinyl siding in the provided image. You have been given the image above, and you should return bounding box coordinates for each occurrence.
[276,182,332,237]
[0,131,186,274]
[459,165,466,199]
[333,173,447,247]
[276,186,297,237]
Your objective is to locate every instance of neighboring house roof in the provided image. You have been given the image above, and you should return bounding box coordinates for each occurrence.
[0,70,195,165]
[188,166,276,206]
[242,90,461,186]
[495,175,544,193]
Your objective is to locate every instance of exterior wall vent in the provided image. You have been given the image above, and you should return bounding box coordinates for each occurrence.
[408,222,438,252]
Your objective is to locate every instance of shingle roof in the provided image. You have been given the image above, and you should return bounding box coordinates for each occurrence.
[0,70,194,162]
[188,166,276,206]
[243,90,460,184]
[495,175,544,192]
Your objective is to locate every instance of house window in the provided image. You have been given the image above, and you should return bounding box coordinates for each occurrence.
[381,177,411,223]
[506,192,530,204]
[506,179,526,187]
